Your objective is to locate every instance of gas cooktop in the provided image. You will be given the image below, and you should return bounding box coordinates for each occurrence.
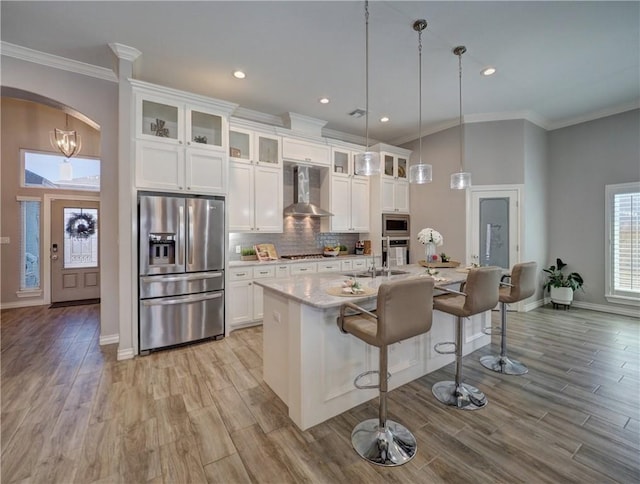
[280,254,325,260]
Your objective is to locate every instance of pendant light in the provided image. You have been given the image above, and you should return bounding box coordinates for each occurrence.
[450,45,472,190]
[50,114,81,159]
[354,1,380,176]
[408,19,432,185]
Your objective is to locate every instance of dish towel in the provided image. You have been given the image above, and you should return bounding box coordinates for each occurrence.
[394,247,405,266]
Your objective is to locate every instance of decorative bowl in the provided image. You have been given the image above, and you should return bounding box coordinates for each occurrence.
[323,249,340,257]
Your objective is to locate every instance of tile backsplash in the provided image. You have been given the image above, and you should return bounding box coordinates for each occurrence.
[229,219,360,260]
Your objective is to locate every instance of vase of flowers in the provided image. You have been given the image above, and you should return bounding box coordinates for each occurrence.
[417,228,443,263]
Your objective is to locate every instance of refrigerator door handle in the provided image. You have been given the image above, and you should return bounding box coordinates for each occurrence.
[141,291,223,307]
[188,204,194,266]
[140,272,222,284]
[178,205,185,266]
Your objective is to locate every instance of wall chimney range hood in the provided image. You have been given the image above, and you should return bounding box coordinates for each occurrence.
[283,166,333,217]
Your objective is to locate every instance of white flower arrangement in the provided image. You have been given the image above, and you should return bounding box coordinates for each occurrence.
[417,228,443,246]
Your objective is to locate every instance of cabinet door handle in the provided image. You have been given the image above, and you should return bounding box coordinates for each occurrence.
[187,141,191,145]
[179,140,183,144]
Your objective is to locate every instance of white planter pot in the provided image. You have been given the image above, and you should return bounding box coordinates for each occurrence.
[550,286,573,306]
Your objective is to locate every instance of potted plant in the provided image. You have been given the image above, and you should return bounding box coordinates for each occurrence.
[543,258,584,308]
[339,244,348,256]
[240,247,258,261]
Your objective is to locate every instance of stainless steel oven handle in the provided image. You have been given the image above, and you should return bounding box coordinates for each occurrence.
[141,272,222,283]
[141,292,222,306]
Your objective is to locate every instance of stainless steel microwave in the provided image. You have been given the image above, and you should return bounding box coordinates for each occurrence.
[382,213,410,237]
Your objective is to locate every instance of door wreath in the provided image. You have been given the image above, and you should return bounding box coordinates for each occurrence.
[65,212,97,239]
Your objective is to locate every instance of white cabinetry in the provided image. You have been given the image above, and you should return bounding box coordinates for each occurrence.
[228,266,276,331]
[321,147,370,233]
[380,151,409,213]
[229,162,282,233]
[228,123,283,233]
[282,137,330,166]
[132,81,236,194]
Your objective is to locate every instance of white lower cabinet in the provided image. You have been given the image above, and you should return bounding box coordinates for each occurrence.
[227,257,374,333]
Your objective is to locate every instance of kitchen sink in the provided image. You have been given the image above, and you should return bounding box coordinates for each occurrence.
[342,269,409,278]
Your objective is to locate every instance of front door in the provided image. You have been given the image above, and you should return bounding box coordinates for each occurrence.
[51,200,100,303]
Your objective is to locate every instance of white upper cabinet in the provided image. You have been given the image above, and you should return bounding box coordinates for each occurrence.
[282,137,330,166]
[132,81,236,194]
[229,127,281,166]
[378,149,410,213]
[322,147,370,233]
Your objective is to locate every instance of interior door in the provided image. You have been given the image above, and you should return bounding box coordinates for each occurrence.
[469,188,519,270]
[51,200,100,303]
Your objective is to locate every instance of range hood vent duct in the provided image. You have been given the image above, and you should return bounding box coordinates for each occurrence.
[283,166,333,218]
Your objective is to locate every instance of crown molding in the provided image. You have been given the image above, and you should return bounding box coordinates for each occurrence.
[108,43,141,62]
[547,100,640,131]
[1,41,117,82]
[232,106,284,127]
[464,110,551,130]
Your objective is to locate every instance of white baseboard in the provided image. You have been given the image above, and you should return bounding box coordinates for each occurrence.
[523,298,546,312]
[117,347,135,360]
[99,334,119,345]
[572,300,640,318]
[541,296,640,318]
[0,299,46,310]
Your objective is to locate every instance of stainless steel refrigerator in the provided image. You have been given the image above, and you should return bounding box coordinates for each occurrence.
[138,193,225,353]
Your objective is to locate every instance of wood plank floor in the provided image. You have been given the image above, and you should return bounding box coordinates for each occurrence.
[1,304,638,483]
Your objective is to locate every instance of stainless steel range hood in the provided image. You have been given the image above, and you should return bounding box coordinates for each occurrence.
[283,165,333,217]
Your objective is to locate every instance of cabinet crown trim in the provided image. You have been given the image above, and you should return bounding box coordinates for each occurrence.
[131,79,238,114]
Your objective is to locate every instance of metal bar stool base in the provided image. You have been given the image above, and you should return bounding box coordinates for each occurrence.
[351,418,417,466]
[432,381,487,410]
[480,355,528,375]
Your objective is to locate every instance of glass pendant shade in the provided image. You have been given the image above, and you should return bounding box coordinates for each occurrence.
[409,163,432,184]
[450,171,472,190]
[50,128,81,159]
[354,151,380,176]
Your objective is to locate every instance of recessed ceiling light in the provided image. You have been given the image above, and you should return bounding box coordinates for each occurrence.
[481,66,496,76]
[379,116,390,123]
[233,70,246,79]
[319,97,330,104]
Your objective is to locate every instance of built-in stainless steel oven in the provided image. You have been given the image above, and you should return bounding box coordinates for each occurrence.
[382,213,410,237]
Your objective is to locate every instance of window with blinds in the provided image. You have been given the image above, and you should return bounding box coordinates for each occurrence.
[606,182,639,304]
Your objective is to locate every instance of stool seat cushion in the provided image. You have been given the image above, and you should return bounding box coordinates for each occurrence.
[434,267,502,318]
[342,312,379,346]
[340,277,435,348]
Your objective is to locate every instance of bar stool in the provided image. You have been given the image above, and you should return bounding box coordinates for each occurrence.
[337,277,434,467]
[432,266,502,410]
[480,261,537,375]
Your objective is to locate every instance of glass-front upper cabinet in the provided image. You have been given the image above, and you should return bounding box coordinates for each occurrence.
[136,93,224,151]
[187,108,223,148]
[140,99,180,142]
[229,127,281,165]
[332,148,351,177]
[382,153,408,180]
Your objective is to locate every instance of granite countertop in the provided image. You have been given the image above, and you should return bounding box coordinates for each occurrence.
[252,264,467,309]
[228,254,376,267]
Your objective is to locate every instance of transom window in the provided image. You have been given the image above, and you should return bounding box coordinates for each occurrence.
[21,150,100,191]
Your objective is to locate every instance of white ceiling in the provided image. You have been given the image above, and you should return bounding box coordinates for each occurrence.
[2,1,639,144]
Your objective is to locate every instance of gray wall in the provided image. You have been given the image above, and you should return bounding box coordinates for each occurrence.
[548,109,640,308]
[406,126,467,264]
[523,121,549,302]
[1,55,120,339]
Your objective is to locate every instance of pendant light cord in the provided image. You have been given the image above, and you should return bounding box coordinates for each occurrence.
[418,27,423,165]
[458,48,464,172]
[364,0,370,151]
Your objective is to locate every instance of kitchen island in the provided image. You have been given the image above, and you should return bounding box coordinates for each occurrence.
[254,264,492,431]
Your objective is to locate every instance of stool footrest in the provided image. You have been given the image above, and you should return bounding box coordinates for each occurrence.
[354,370,391,390]
[482,326,502,336]
[434,341,456,355]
